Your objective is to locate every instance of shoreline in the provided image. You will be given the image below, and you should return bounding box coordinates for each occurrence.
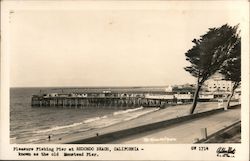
[33,102,239,144]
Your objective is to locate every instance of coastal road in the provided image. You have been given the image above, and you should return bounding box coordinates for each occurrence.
[110,106,241,144]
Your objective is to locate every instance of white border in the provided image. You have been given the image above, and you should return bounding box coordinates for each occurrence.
[0,1,249,160]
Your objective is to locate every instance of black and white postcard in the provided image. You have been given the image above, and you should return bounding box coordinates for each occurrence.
[0,0,249,160]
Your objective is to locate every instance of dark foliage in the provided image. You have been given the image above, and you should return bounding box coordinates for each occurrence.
[220,39,241,83]
[219,38,241,108]
[185,24,239,83]
[184,24,240,114]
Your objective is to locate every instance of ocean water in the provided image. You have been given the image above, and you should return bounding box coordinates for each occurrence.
[10,87,159,144]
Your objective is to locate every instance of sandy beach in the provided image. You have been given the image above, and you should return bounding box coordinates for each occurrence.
[36,102,239,144]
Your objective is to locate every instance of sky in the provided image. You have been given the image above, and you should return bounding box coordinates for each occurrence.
[8,1,245,87]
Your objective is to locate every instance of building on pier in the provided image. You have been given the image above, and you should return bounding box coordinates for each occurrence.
[31,84,239,108]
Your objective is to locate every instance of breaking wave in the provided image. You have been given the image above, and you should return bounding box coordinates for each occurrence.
[36,122,83,133]
[36,115,108,134]
[84,115,108,123]
[113,107,143,116]
[124,108,160,121]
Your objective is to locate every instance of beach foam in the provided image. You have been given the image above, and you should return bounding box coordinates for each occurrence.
[123,108,160,121]
[27,138,42,143]
[36,122,83,133]
[113,107,143,116]
[36,115,109,134]
[84,115,108,123]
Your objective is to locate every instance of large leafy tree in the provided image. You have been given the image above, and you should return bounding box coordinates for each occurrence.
[220,38,241,108]
[184,24,240,114]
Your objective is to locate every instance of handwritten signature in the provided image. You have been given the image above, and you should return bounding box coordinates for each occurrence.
[216,147,235,157]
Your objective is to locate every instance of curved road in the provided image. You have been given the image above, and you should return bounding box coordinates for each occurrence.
[110,106,241,144]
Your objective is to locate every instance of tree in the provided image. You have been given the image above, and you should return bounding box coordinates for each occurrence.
[184,24,240,114]
[220,38,241,108]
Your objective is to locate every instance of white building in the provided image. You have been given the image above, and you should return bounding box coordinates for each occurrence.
[199,93,214,99]
[174,93,193,100]
[145,94,174,99]
[204,73,233,92]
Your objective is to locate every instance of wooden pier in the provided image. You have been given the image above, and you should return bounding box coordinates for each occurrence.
[31,93,178,108]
